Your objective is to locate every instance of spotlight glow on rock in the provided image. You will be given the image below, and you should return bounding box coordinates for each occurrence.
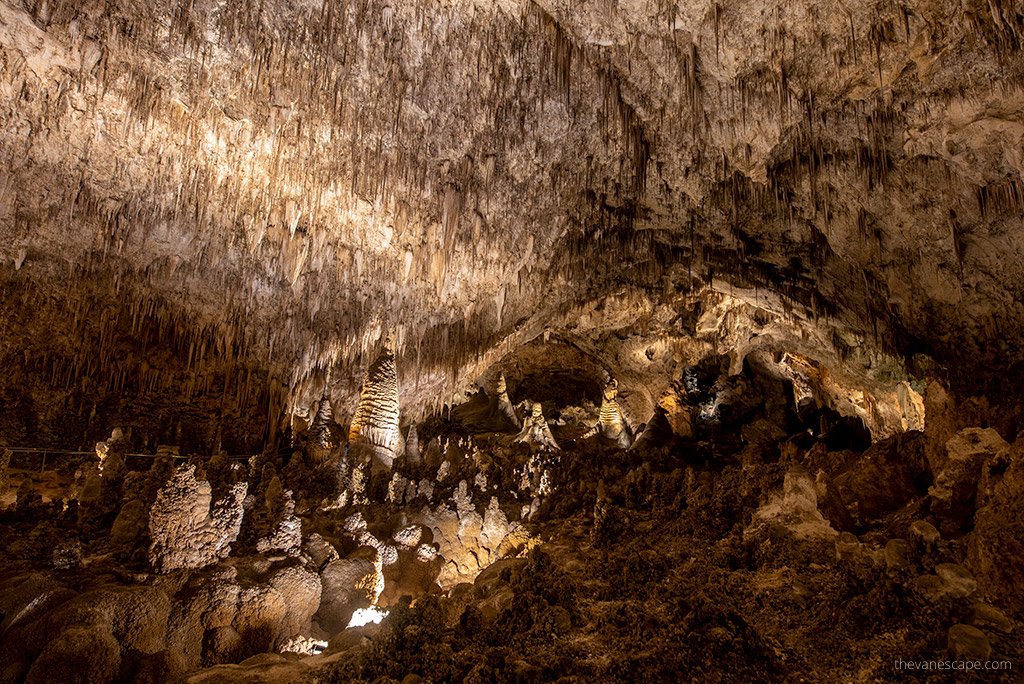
[347,606,389,629]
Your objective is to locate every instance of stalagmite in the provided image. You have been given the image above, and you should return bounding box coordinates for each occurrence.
[490,372,521,431]
[405,423,421,465]
[582,378,632,448]
[349,335,402,471]
[514,401,560,451]
[306,395,337,466]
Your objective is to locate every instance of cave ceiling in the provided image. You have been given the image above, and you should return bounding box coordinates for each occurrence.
[1,0,1022,431]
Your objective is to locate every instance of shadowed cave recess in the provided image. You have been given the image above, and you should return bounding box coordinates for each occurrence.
[1,0,1023,681]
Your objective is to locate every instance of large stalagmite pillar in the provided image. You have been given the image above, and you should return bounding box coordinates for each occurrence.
[306,396,337,466]
[582,378,632,448]
[349,339,401,472]
[490,372,521,431]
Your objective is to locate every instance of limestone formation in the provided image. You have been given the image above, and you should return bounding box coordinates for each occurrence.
[628,409,675,452]
[305,396,338,466]
[255,484,302,556]
[897,382,926,432]
[404,424,421,465]
[411,488,526,588]
[491,372,521,431]
[968,438,1024,618]
[582,379,632,448]
[656,381,695,439]
[349,343,402,472]
[746,467,838,542]
[317,550,381,633]
[109,499,147,547]
[3,0,1024,679]
[148,465,248,573]
[514,402,560,451]
[303,533,340,571]
[267,566,322,643]
[931,428,1009,526]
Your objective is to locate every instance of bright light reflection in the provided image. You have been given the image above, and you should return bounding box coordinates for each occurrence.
[347,606,389,628]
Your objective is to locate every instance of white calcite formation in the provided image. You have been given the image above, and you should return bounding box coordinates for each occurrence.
[415,487,529,587]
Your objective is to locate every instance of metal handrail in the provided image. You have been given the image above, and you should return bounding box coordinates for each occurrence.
[1,446,253,474]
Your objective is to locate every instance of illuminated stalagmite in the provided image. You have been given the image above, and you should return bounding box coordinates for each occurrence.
[583,378,632,448]
[349,339,402,471]
[515,402,560,451]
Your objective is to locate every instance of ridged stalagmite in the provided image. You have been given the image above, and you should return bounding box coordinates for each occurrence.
[349,343,401,471]
[583,378,632,448]
[306,396,337,466]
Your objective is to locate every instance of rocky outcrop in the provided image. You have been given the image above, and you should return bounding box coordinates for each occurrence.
[968,439,1024,619]
[746,467,838,542]
[148,466,248,573]
[931,428,1010,529]
[831,432,930,525]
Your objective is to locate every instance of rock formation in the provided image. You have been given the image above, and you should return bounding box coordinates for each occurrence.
[305,396,339,467]
[255,477,302,556]
[1,0,1024,680]
[349,343,402,472]
[514,402,561,451]
[582,378,632,448]
[148,466,248,573]
[490,372,521,431]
